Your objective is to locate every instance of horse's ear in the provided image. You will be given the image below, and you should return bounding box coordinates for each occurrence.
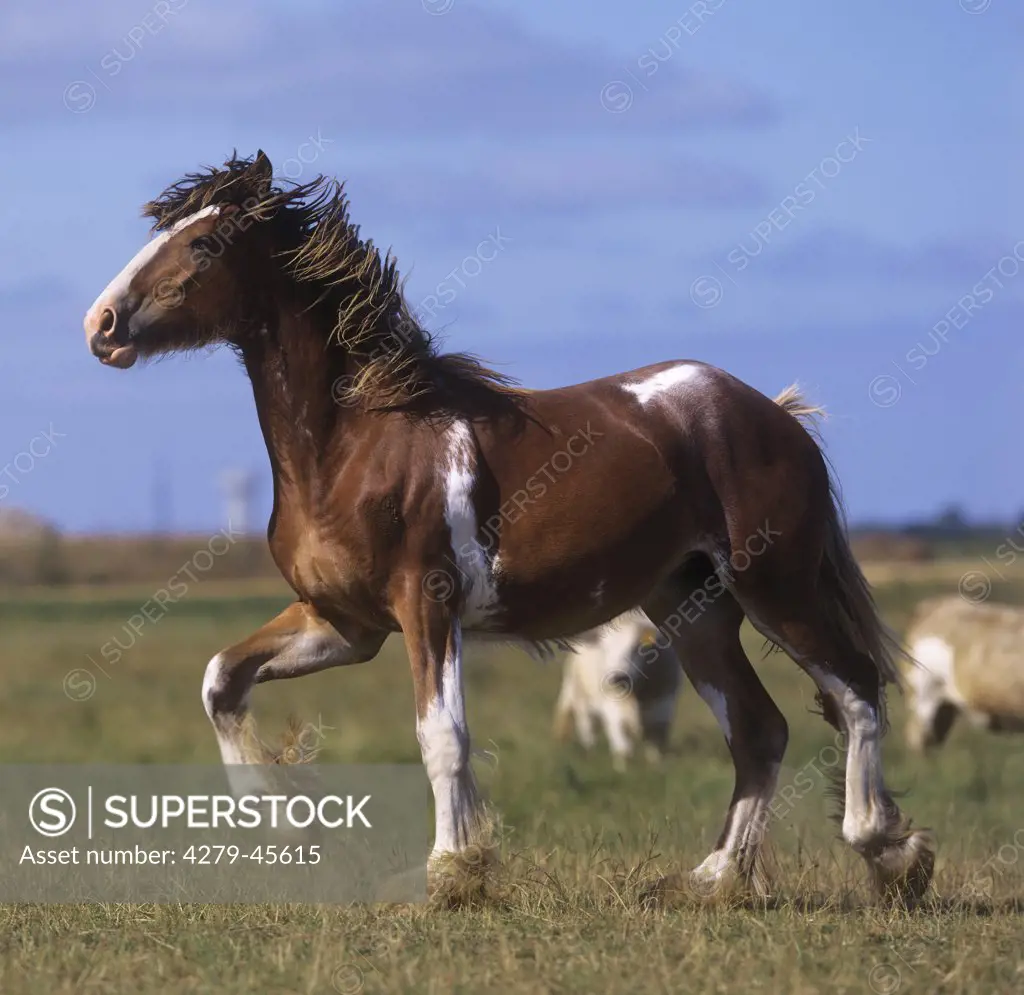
[251,150,273,181]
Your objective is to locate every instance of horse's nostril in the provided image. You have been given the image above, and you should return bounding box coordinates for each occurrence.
[98,307,116,336]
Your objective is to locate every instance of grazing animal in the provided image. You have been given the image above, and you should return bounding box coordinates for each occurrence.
[903,594,1024,751]
[553,613,683,770]
[82,151,933,903]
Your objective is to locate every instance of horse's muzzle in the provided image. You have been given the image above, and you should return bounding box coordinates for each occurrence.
[85,305,138,368]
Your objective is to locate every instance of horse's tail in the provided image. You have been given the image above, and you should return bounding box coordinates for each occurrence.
[773,384,906,694]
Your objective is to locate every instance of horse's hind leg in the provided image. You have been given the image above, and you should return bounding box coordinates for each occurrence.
[731,582,934,903]
[642,558,788,898]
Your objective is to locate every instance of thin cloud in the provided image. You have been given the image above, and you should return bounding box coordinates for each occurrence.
[0,1,776,134]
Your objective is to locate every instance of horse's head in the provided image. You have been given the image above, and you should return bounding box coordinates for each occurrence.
[84,151,276,368]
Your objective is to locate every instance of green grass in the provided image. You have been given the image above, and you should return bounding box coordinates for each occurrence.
[1,574,1022,993]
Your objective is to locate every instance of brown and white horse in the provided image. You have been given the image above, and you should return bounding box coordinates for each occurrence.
[82,151,933,903]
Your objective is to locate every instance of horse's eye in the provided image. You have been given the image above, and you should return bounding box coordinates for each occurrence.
[190,235,214,253]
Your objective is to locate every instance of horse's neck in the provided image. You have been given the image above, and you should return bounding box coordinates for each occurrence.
[240,322,352,493]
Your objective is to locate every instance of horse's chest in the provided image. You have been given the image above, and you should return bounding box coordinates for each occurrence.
[269,515,379,617]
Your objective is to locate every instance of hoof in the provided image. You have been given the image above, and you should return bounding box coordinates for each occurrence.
[864,829,936,907]
[640,857,754,909]
[427,843,499,909]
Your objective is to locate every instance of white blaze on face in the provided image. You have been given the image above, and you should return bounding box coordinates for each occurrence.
[622,363,700,405]
[84,205,222,330]
[441,420,500,626]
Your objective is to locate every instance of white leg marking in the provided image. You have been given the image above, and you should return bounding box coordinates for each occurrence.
[691,764,780,886]
[806,665,887,848]
[201,652,252,766]
[622,363,700,405]
[416,620,480,858]
[201,651,274,798]
[695,683,731,744]
[85,205,221,326]
[442,421,500,626]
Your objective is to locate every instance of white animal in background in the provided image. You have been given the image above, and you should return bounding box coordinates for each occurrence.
[903,594,1024,751]
[553,614,683,770]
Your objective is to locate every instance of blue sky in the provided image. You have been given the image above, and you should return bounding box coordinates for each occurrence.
[1,0,1021,534]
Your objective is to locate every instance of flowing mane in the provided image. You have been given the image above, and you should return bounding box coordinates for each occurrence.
[144,152,525,417]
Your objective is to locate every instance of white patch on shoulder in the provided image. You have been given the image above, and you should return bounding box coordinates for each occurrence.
[623,364,699,405]
[442,420,500,626]
[85,205,222,328]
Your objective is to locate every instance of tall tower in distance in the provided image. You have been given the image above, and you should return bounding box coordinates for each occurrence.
[218,468,258,536]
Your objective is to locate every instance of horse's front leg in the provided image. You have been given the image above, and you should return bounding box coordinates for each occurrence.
[202,602,385,785]
[395,596,482,864]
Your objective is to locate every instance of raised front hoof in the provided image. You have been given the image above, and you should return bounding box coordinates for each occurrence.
[863,829,936,908]
[427,843,500,909]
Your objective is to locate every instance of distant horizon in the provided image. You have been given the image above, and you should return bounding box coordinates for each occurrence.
[1,503,1019,541]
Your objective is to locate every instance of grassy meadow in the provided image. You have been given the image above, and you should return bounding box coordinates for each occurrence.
[0,559,1021,993]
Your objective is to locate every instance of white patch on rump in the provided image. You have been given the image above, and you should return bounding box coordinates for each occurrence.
[442,420,500,626]
[85,205,221,328]
[622,363,699,405]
